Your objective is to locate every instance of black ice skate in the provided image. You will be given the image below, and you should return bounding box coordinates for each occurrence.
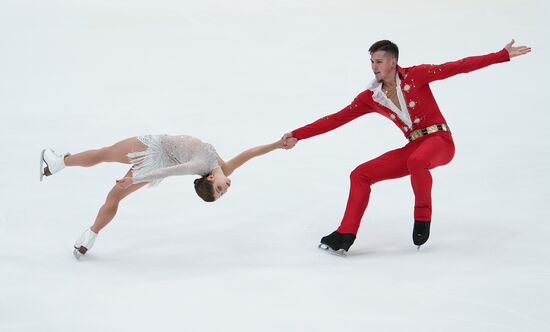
[413,220,431,250]
[318,231,356,257]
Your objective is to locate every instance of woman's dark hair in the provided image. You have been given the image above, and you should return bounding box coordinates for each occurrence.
[368,40,399,60]
[194,174,216,202]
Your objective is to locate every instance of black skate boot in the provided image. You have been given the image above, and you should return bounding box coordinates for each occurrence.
[318,231,356,256]
[413,220,431,250]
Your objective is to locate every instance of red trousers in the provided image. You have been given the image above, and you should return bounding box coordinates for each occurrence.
[337,131,455,235]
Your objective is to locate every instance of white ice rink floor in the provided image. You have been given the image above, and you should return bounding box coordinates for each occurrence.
[1,1,549,331]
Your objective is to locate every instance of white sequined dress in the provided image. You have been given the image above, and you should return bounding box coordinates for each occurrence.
[128,135,219,186]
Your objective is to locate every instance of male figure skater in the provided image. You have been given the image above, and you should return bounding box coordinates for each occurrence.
[282,39,531,255]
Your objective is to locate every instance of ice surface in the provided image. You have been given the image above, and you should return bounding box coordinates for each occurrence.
[1,0,549,331]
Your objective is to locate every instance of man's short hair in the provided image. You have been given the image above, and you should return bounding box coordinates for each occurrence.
[369,40,399,60]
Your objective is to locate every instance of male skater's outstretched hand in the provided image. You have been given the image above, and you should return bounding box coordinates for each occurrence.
[505,39,531,58]
[281,133,297,150]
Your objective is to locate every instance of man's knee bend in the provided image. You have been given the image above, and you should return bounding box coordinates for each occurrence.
[407,156,429,172]
[350,168,373,186]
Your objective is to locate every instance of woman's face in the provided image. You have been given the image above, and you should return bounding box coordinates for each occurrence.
[210,174,231,200]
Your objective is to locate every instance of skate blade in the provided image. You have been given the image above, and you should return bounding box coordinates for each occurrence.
[73,249,83,260]
[39,149,46,182]
[73,246,87,260]
[318,243,347,257]
[417,245,422,251]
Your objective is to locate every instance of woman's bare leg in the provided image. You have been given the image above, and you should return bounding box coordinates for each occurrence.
[65,137,147,167]
[90,169,148,233]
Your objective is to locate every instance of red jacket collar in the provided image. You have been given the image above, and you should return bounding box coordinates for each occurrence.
[397,65,406,78]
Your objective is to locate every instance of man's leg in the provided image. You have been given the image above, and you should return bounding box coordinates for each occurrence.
[406,133,455,247]
[319,145,413,254]
[407,134,455,222]
[336,146,412,235]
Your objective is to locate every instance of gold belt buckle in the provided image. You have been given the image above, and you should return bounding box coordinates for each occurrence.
[408,124,449,142]
[426,125,437,134]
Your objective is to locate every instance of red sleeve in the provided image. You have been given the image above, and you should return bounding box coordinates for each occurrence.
[410,48,510,85]
[291,92,373,141]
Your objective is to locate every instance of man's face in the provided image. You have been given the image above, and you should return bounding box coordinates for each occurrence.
[370,51,397,82]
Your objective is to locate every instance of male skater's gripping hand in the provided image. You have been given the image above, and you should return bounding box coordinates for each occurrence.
[281,133,297,150]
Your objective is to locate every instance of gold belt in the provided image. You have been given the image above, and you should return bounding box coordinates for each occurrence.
[407,124,451,142]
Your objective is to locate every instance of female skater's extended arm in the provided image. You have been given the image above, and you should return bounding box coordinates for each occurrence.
[220,138,285,176]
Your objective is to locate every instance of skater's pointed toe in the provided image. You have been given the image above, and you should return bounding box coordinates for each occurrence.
[412,220,431,246]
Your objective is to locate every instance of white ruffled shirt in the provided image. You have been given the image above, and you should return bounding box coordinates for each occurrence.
[366,73,413,129]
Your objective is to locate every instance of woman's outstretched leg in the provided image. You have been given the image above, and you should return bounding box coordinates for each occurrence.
[65,137,147,167]
[90,169,147,233]
[41,137,147,181]
[74,169,147,258]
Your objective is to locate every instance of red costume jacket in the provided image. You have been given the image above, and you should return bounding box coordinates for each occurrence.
[292,48,510,140]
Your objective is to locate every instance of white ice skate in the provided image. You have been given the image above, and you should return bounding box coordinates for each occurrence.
[40,148,69,181]
[73,228,97,260]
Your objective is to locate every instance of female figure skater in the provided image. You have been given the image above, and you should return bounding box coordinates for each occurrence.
[40,134,293,259]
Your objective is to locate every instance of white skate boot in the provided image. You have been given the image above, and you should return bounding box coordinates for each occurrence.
[40,148,70,181]
[73,228,98,259]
